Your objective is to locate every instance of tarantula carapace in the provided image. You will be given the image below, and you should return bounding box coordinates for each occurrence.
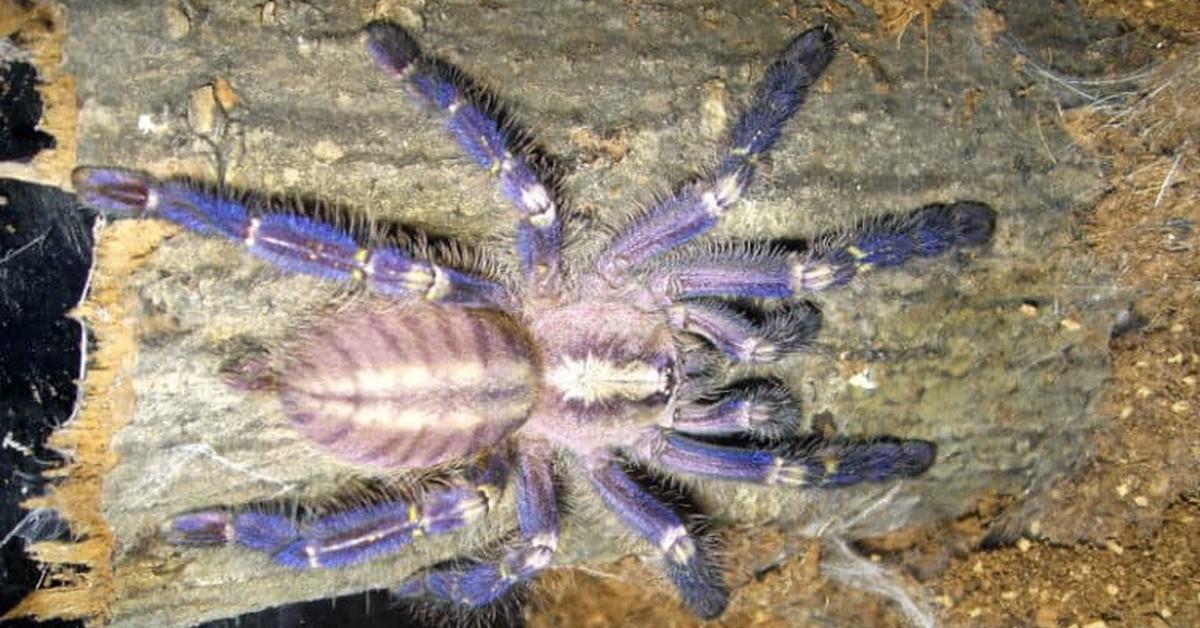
[74,22,994,618]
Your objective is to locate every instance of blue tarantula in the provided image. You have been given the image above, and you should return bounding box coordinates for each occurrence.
[74,22,994,619]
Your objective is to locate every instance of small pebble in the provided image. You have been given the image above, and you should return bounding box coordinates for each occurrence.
[212,77,241,112]
[165,1,191,39]
[312,140,344,163]
[188,85,217,135]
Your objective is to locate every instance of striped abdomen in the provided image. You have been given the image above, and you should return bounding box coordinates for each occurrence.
[281,302,538,469]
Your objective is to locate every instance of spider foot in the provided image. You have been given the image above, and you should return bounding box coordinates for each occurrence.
[392,562,530,628]
[163,509,299,553]
[588,461,729,618]
[645,432,936,489]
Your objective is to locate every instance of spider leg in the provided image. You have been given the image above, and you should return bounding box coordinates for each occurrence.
[587,460,728,619]
[668,300,819,364]
[163,452,509,569]
[394,446,558,606]
[652,202,996,300]
[73,167,508,307]
[669,382,800,439]
[365,22,561,291]
[637,431,935,488]
[592,27,835,284]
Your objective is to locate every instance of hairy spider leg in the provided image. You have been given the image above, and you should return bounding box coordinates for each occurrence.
[592,27,835,284]
[163,452,509,569]
[587,461,728,619]
[652,202,996,300]
[638,432,935,488]
[394,448,558,606]
[72,168,507,307]
[364,22,562,290]
[669,383,800,439]
[668,300,820,364]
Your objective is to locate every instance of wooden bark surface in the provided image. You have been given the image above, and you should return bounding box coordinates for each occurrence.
[65,0,1123,625]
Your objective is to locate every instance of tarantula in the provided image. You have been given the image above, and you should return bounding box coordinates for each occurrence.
[74,22,994,619]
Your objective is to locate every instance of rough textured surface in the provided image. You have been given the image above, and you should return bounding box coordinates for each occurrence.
[64,0,1125,625]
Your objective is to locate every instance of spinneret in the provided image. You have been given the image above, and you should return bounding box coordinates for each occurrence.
[78,20,996,620]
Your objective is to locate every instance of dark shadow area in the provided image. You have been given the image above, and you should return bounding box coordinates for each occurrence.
[0,178,91,628]
[0,61,56,162]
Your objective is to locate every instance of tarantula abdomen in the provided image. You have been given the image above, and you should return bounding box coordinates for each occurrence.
[281,302,538,469]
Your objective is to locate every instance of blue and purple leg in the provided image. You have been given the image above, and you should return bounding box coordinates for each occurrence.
[394,447,559,607]
[671,383,800,439]
[73,167,508,307]
[587,460,727,619]
[668,300,819,364]
[637,431,936,488]
[652,201,996,300]
[592,27,835,285]
[364,22,562,291]
[164,452,509,569]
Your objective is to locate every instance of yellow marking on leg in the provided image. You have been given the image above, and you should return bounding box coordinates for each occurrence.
[823,456,839,475]
[402,266,434,292]
[845,245,874,272]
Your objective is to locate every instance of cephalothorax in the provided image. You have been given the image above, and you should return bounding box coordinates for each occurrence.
[75,22,994,618]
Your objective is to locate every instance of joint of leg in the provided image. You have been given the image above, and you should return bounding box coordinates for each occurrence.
[765,457,810,487]
[735,336,778,363]
[659,524,697,565]
[790,257,851,292]
[524,193,556,228]
[423,265,452,301]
